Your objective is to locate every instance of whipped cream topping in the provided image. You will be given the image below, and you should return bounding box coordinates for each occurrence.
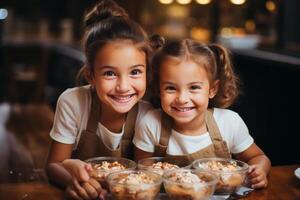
[197,160,241,172]
[151,162,179,170]
[93,161,126,171]
[168,170,204,184]
[118,172,155,185]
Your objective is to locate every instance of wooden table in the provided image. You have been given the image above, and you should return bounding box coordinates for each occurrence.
[0,165,299,200]
[244,164,300,200]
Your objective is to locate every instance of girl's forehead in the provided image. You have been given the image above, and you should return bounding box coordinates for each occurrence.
[94,40,146,65]
[160,58,210,80]
[161,57,203,69]
[100,39,142,52]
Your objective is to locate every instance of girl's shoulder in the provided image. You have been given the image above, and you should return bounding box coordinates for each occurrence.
[135,108,162,136]
[58,85,91,103]
[136,100,153,119]
[213,108,240,120]
[213,108,246,130]
[137,100,152,110]
[136,107,162,126]
[56,85,92,115]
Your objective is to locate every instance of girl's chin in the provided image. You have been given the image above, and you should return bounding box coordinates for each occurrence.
[170,113,196,125]
[113,106,132,114]
[109,100,137,113]
[170,109,195,118]
[173,118,194,125]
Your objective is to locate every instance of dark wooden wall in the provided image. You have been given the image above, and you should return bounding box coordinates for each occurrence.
[231,49,300,165]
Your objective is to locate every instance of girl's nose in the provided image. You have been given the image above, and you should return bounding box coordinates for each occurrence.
[175,91,189,104]
[116,77,130,92]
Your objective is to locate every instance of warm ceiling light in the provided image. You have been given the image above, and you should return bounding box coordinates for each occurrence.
[266,1,276,12]
[245,20,256,32]
[176,0,192,5]
[167,5,189,18]
[220,27,233,36]
[230,0,246,5]
[195,0,211,5]
[158,0,174,4]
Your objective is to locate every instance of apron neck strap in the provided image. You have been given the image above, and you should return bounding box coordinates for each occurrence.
[86,87,101,133]
[123,104,139,139]
[159,111,172,146]
[205,108,223,142]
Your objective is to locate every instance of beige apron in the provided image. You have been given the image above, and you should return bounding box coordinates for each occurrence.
[154,109,231,166]
[72,88,138,160]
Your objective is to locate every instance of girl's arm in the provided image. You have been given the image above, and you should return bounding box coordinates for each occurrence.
[134,146,154,162]
[234,143,271,189]
[46,141,104,199]
[46,140,74,188]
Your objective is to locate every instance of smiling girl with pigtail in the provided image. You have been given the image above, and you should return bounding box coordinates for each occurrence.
[134,38,271,190]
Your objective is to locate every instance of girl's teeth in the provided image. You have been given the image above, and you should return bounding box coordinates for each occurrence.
[114,95,131,100]
[177,108,192,112]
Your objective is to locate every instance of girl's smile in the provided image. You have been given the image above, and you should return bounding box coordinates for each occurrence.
[109,94,136,105]
[171,106,195,115]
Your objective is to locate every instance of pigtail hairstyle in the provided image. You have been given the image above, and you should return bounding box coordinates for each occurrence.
[143,34,165,103]
[76,0,154,85]
[149,39,239,108]
[208,44,240,108]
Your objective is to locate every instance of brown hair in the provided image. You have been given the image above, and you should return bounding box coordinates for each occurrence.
[150,39,240,108]
[77,0,160,84]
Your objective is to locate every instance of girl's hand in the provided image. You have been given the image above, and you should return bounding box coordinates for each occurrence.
[66,185,83,200]
[62,159,92,182]
[247,164,268,189]
[63,159,107,199]
[66,178,107,200]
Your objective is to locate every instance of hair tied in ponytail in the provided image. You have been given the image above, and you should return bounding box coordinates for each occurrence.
[149,34,165,50]
[84,0,128,28]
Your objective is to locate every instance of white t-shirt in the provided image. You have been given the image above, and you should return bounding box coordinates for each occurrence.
[50,85,152,150]
[133,108,254,155]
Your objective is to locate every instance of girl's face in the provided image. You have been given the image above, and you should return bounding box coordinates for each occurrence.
[159,58,218,128]
[91,40,146,114]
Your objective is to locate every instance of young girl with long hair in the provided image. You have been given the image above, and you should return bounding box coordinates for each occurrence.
[46,1,159,199]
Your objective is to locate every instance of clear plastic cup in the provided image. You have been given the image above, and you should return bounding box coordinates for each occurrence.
[85,157,136,190]
[192,157,249,195]
[107,169,162,200]
[163,169,217,200]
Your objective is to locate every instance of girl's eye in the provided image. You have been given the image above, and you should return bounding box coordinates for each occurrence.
[165,86,176,91]
[190,85,201,90]
[131,69,142,76]
[103,71,116,77]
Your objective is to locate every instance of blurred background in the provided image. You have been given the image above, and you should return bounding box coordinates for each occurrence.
[0,0,299,184]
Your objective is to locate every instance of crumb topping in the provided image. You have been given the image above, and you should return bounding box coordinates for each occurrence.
[197,160,241,172]
[151,162,179,170]
[93,161,125,171]
[168,170,204,184]
[118,172,155,185]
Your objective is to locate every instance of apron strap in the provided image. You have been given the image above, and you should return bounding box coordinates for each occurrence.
[154,111,172,156]
[123,104,138,140]
[159,111,172,146]
[205,109,223,142]
[205,108,231,158]
[72,87,101,159]
[86,88,101,133]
